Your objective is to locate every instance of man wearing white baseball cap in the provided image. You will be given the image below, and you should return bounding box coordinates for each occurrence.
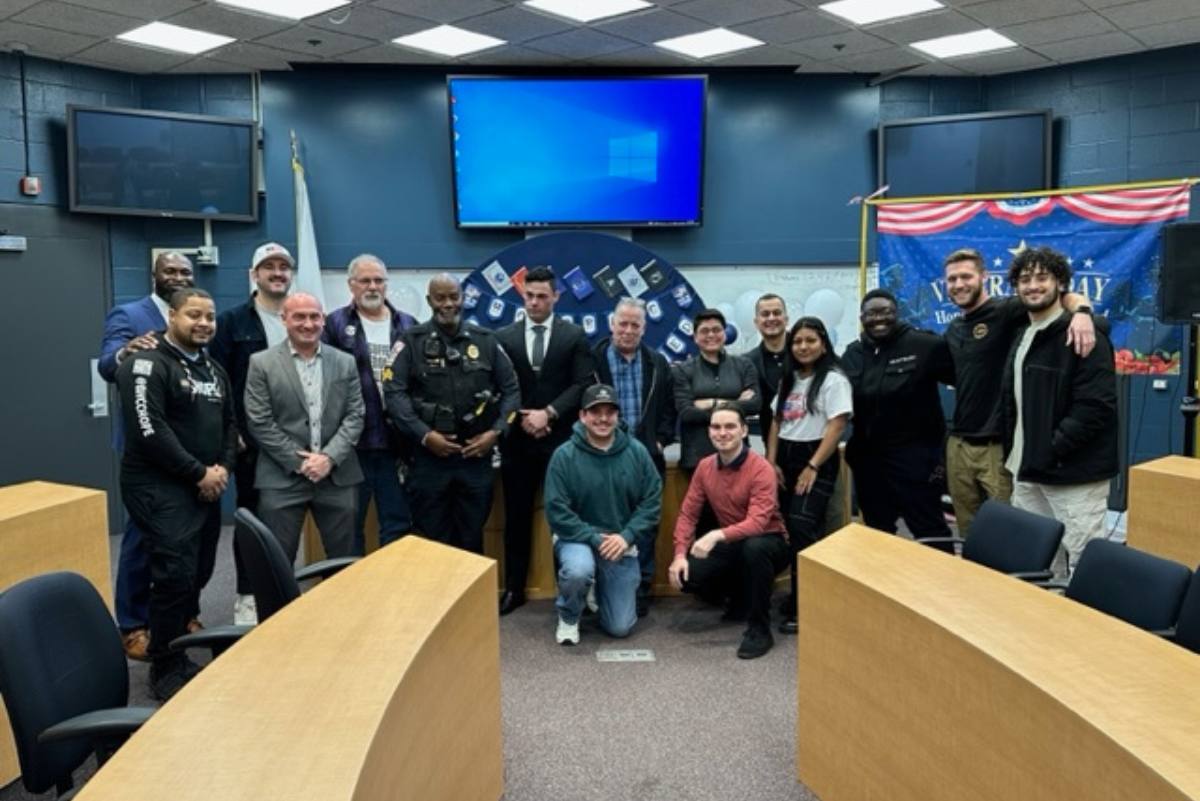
[210,241,295,625]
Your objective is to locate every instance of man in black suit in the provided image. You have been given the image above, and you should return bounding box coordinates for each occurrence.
[497,266,594,615]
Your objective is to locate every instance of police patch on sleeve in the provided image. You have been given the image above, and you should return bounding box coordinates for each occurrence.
[132,358,154,376]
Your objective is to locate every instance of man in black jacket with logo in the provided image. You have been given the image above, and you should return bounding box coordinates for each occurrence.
[842,289,955,542]
[117,288,237,700]
[1002,246,1117,577]
[593,296,675,614]
[495,267,594,615]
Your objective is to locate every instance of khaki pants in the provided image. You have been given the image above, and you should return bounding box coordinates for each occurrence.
[945,436,1012,535]
[1011,479,1110,579]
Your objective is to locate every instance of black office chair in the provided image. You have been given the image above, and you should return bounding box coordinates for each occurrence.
[0,572,154,798]
[916,499,1064,581]
[1055,539,1192,633]
[172,508,358,654]
[1165,568,1200,654]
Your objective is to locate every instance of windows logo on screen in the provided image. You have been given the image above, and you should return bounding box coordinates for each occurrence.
[608,132,658,182]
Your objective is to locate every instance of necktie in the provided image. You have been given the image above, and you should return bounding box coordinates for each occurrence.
[531,324,546,371]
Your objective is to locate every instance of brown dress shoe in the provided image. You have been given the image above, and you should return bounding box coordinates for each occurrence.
[187,618,204,634]
[122,628,151,662]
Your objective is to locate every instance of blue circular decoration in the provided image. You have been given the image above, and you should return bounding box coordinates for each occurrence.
[460,231,707,363]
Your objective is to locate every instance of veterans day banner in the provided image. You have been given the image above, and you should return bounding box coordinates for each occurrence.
[875,182,1192,375]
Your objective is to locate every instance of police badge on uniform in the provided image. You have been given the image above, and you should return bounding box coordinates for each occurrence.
[467,344,480,360]
[973,323,989,339]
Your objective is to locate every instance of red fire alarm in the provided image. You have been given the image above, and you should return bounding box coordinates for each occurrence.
[19,176,40,196]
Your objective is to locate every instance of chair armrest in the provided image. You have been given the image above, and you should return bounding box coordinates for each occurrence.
[38,707,154,745]
[1152,627,1177,640]
[1009,570,1054,582]
[169,624,253,657]
[1033,579,1068,592]
[295,556,359,583]
[913,536,964,546]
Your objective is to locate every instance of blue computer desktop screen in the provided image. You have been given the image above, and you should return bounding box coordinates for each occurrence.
[448,77,705,227]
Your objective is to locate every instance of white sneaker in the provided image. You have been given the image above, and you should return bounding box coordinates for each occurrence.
[555,617,580,646]
[585,585,599,614]
[233,594,258,626]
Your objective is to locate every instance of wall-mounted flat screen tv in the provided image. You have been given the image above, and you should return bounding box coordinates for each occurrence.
[68,105,258,222]
[448,76,706,229]
[878,109,1052,198]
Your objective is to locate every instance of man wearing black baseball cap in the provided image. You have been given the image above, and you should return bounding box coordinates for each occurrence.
[543,384,662,645]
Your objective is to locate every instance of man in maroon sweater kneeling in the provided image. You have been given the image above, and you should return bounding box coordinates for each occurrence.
[669,402,790,659]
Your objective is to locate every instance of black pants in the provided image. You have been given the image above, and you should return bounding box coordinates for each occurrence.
[123,481,220,670]
[778,439,840,614]
[500,445,552,593]
[683,535,789,633]
[407,449,494,554]
[850,443,952,543]
[231,446,259,595]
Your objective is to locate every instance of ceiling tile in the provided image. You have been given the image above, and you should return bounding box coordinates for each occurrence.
[731,10,850,44]
[783,29,892,59]
[830,47,931,73]
[206,40,297,69]
[710,43,803,65]
[1037,30,1144,61]
[167,55,253,73]
[1129,14,1200,46]
[335,42,444,63]
[867,9,987,44]
[584,45,691,66]
[0,0,45,19]
[1079,0,1134,6]
[793,60,851,73]
[368,0,506,24]
[998,11,1115,46]
[671,0,801,28]
[62,0,199,17]
[593,8,710,45]
[0,19,99,55]
[457,6,574,43]
[460,43,572,64]
[524,26,641,58]
[959,0,1090,27]
[1101,0,1200,28]
[906,61,970,76]
[307,6,431,39]
[160,4,294,39]
[950,46,1053,73]
[12,1,139,36]
[254,22,377,57]
[73,39,191,72]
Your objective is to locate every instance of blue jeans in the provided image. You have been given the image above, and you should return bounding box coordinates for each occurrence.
[355,449,412,556]
[114,516,150,630]
[554,540,640,638]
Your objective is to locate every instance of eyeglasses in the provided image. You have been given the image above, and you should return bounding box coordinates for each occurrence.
[354,277,387,286]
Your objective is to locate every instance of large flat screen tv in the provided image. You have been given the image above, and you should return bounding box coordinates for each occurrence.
[447,76,706,229]
[68,105,258,222]
[878,109,1052,198]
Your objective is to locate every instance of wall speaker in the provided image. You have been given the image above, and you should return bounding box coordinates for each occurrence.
[1158,222,1200,324]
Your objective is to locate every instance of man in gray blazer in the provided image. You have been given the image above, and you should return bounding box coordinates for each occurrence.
[245,292,365,562]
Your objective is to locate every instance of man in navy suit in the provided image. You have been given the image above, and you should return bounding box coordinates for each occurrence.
[495,267,594,615]
[98,251,196,660]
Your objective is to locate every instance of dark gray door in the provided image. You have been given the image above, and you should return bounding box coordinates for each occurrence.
[0,203,119,526]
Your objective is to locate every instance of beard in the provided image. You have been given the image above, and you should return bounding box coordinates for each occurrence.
[1020,285,1061,312]
[953,284,983,309]
[359,292,385,311]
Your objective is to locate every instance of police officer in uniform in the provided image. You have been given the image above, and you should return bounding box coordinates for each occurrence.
[384,274,519,553]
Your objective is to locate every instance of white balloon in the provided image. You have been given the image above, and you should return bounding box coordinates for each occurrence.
[804,288,845,328]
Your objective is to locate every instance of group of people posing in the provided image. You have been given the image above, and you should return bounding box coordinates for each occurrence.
[101,241,1117,697]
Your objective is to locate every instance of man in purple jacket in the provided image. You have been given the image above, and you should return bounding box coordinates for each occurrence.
[324,254,418,554]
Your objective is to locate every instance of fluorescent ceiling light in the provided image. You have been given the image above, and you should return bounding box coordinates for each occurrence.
[116,22,234,55]
[524,0,652,23]
[911,28,1017,59]
[655,28,763,59]
[392,25,506,58]
[213,0,350,21]
[819,0,943,26]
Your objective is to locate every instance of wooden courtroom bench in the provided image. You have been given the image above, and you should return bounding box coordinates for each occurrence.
[796,524,1200,801]
[1128,455,1200,569]
[0,482,110,787]
[75,537,503,801]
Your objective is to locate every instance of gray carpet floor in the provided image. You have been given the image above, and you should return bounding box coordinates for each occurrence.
[1,529,818,801]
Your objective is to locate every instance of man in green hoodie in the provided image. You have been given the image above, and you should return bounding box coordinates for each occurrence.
[543,383,663,646]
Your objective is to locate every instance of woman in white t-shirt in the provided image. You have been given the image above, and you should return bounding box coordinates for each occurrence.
[766,316,853,633]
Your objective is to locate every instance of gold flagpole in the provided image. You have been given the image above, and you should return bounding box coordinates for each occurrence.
[866,176,1198,207]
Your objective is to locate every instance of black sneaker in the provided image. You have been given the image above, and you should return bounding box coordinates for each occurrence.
[149,657,201,701]
[737,627,774,659]
[778,616,798,635]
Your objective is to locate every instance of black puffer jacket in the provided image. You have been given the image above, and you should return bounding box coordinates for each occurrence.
[1002,311,1118,485]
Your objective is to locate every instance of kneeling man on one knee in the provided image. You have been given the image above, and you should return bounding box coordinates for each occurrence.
[543,384,662,646]
[669,402,790,659]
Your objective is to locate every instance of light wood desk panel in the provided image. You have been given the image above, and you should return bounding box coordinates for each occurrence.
[0,481,110,787]
[76,537,503,801]
[1128,455,1200,568]
[797,524,1200,801]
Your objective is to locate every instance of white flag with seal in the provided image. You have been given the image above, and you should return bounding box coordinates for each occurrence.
[291,132,326,307]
